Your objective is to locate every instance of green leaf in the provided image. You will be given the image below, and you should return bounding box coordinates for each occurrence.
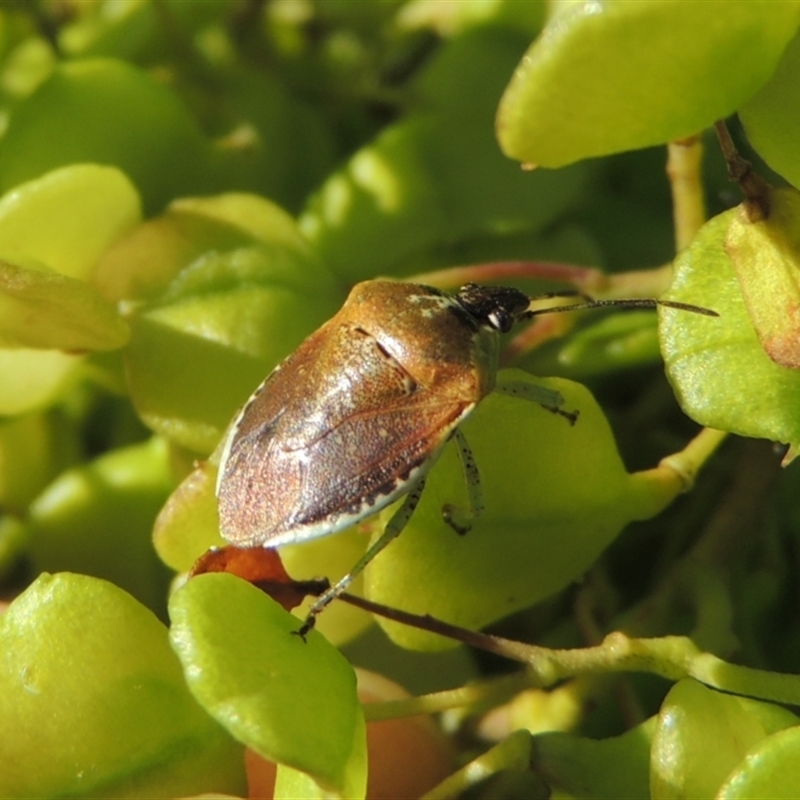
[274,765,329,800]
[533,717,656,800]
[95,198,257,304]
[60,0,229,63]
[1,35,55,98]
[169,573,366,797]
[0,572,246,799]
[397,0,545,39]
[25,437,175,614]
[554,311,663,376]
[0,163,140,413]
[0,348,80,415]
[169,194,322,259]
[0,163,141,280]
[0,410,80,514]
[298,116,445,284]
[0,259,129,350]
[273,713,366,800]
[725,186,800,368]
[497,1,800,167]
[122,194,343,453]
[422,729,534,799]
[660,208,800,445]
[153,459,226,573]
[412,26,540,120]
[299,27,586,284]
[206,70,337,214]
[717,726,800,799]
[364,371,684,650]
[740,32,800,189]
[734,695,800,736]
[651,678,796,800]
[0,516,27,583]
[300,113,586,284]
[0,58,213,214]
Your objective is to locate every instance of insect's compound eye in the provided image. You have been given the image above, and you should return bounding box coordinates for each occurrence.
[487,309,514,333]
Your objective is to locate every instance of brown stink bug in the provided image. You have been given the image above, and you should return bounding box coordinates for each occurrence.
[216,279,716,633]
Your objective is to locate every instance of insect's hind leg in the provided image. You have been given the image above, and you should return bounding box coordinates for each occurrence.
[494,379,579,425]
[297,477,426,637]
[442,427,484,535]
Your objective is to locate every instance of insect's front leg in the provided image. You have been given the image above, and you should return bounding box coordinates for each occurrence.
[494,378,579,425]
[297,477,427,638]
[442,427,484,535]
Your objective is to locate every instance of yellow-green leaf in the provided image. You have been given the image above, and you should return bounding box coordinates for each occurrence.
[0,260,129,351]
[0,163,140,280]
[498,1,800,167]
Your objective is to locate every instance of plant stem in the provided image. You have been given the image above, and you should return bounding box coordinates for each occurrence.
[655,426,728,492]
[409,261,607,292]
[420,730,534,800]
[667,136,706,251]
[348,593,800,720]
[362,669,534,723]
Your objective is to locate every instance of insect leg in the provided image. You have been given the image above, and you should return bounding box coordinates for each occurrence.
[442,427,484,535]
[494,379,578,425]
[297,477,427,637]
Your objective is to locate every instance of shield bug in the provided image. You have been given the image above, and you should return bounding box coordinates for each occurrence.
[216,279,716,634]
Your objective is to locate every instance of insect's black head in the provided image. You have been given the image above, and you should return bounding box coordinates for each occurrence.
[455,283,530,333]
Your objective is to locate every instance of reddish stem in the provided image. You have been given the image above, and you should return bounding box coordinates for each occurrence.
[409,261,608,292]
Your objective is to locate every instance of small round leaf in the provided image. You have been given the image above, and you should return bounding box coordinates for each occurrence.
[0,58,212,214]
[717,726,800,799]
[497,2,800,167]
[0,572,245,799]
[660,209,800,445]
[0,163,140,281]
[26,437,174,613]
[0,260,129,351]
[740,33,800,190]
[169,573,365,797]
[651,679,772,799]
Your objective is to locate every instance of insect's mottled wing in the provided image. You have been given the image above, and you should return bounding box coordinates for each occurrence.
[217,322,473,547]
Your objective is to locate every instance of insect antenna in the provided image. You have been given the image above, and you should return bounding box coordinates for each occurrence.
[524,296,719,319]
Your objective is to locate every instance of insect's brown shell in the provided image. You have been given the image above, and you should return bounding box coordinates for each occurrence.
[217,280,498,547]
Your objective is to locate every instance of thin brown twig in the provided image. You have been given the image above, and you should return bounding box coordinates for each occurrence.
[714,120,771,221]
[342,591,800,712]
